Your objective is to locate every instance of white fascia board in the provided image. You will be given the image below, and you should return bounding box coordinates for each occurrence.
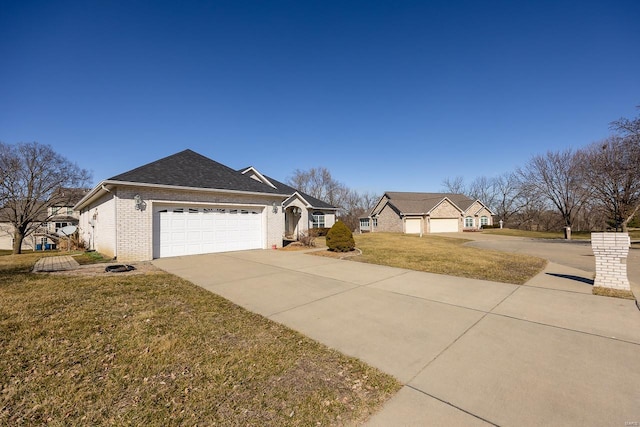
[240,167,278,189]
[73,180,112,211]
[282,192,339,211]
[74,180,289,211]
[283,192,312,208]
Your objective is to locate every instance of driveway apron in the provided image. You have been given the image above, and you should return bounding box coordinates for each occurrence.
[154,249,640,427]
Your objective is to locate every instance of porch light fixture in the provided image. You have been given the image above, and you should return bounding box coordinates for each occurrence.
[134,194,143,210]
[272,202,278,213]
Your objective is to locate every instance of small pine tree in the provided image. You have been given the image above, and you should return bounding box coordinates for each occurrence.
[326,220,355,252]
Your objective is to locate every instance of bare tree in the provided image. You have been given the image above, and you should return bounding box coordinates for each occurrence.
[287,167,344,206]
[441,176,466,194]
[517,149,590,236]
[493,172,527,226]
[610,107,640,141]
[0,142,91,253]
[467,176,499,209]
[286,167,378,231]
[582,134,640,231]
[335,188,364,231]
[359,191,379,213]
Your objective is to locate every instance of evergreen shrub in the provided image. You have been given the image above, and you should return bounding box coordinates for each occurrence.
[326,220,355,252]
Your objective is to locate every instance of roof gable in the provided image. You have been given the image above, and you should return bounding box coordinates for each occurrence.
[240,166,278,189]
[463,200,494,216]
[109,149,282,194]
[379,192,475,215]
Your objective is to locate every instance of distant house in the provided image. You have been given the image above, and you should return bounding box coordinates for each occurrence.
[359,192,493,234]
[74,149,336,262]
[0,188,88,251]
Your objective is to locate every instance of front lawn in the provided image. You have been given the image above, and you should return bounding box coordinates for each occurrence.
[482,228,640,240]
[0,255,400,426]
[353,233,547,285]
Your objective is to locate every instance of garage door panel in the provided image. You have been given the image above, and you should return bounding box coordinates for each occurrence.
[430,218,459,233]
[171,231,186,240]
[405,218,422,234]
[155,206,263,258]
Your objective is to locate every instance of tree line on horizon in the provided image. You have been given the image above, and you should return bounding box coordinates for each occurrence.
[289,107,640,234]
[442,108,640,233]
[2,107,637,256]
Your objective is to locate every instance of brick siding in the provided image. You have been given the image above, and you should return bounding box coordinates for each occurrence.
[591,232,631,291]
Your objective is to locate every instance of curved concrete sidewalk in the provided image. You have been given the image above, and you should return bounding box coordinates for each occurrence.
[154,250,640,426]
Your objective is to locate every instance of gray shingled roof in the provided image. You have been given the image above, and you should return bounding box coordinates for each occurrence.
[378,192,475,215]
[109,150,284,195]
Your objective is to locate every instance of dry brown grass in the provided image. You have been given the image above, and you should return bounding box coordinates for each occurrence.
[592,286,636,300]
[483,228,640,240]
[351,233,547,285]
[0,254,400,426]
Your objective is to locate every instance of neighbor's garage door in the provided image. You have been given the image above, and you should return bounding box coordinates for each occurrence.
[154,206,263,258]
[405,218,422,234]
[429,218,459,233]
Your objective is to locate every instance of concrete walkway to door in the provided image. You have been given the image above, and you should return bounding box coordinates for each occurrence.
[153,249,640,426]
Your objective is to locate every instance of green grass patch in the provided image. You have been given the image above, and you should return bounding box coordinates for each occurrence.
[353,233,547,285]
[73,250,113,265]
[0,255,400,426]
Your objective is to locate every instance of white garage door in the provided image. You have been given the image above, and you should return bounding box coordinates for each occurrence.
[430,218,459,233]
[154,206,263,258]
[405,218,422,234]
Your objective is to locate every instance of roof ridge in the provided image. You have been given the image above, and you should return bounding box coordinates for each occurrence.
[107,149,283,195]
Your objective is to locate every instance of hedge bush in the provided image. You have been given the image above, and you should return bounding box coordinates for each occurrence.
[326,221,355,252]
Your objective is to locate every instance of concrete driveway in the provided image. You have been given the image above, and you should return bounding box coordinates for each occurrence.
[153,243,640,426]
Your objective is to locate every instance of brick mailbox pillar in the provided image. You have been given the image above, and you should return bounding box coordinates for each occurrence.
[591,232,631,291]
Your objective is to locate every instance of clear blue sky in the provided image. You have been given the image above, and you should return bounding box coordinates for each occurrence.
[1,0,639,195]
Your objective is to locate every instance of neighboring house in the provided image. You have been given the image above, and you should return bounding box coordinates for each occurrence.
[0,208,44,251]
[74,149,337,262]
[359,192,493,234]
[0,188,88,251]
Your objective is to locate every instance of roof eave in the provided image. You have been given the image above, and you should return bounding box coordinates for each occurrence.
[283,192,338,210]
[75,180,289,210]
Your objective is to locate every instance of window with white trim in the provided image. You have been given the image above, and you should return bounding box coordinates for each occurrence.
[465,216,474,228]
[480,216,488,226]
[311,212,325,228]
[373,218,378,227]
